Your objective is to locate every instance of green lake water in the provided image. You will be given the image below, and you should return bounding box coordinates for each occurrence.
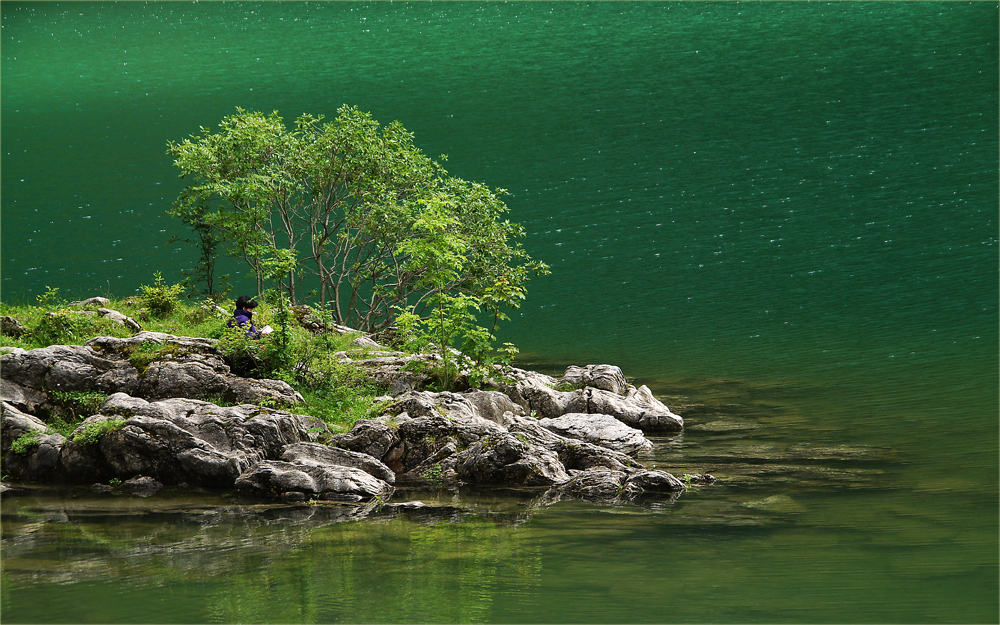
[1,2,997,622]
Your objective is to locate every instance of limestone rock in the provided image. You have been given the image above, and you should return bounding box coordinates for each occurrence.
[505,415,643,473]
[69,297,111,308]
[1,316,27,338]
[1,384,52,427]
[97,308,142,331]
[453,432,569,487]
[281,441,395,485]
[562,387,683,432]
[1,333,303,408]
[547,467,686,503]
[538,412,653,455]
[59,394,327,486]
[355,355,434,395]
[1,402,50,453]
[328,418,402,466]
[559,364,629,394]
[624,469,687,493]
[350,336,384,350]
[119,475,164,496]
[235,460,394,502]
[394,414,506,476]
[553,468,640,501]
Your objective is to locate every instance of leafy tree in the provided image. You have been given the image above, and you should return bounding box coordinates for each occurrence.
[166,106,548,335]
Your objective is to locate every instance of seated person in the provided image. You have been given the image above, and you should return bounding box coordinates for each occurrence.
[228,295,261,339]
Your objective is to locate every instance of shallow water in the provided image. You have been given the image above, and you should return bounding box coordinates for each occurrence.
[1,2,997,622]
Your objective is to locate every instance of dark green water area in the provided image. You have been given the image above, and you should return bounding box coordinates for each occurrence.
[1,2,997,622]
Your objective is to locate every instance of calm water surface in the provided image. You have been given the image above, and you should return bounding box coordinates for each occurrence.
[1,2,997,623]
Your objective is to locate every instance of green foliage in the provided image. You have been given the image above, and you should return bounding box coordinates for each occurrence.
[167,106,548,333]
[29,310,131,347]
[140,272,185,319]
[217,324,267,377]
[35,285,63,307]
[72,418,126,446]
[292,353,389,432]
[50,390,108,422]
[390,195,521,390]
[10,431,42,455]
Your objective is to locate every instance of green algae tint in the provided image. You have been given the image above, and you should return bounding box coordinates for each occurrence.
[1,2,996,622]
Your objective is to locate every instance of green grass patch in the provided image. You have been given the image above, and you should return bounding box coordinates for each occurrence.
[10,431,42,455]
[2,288,414,436]
[72,418,126,446]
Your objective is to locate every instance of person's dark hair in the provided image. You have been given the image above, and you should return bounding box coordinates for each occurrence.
[235,295,258,310]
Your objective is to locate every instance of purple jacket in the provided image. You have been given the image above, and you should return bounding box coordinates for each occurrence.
[228,308,260,339]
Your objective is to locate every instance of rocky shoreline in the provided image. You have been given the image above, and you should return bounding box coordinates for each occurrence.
[1,315,715,510]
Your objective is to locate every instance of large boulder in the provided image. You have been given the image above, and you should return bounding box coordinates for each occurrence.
[505,415,643,473]
[328,417,404,467]
[1,402,67,480]
[453,432,569,487]
[281,441,395,485]
[0,333,303,408]
[558,364,629,394]
[1,343,136,395]
[538,412,653,455]
[394,414,507,477]
[1,393,329,486]
[1,399,50,449]
[1,379,52,416]
[235,461,394,502]
[501,364,684,433]
[561,386,683,432]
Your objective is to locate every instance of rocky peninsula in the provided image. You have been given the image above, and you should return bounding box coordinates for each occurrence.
[1,302,715,511]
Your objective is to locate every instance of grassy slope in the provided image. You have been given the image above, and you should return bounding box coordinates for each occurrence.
[0,292,392,437]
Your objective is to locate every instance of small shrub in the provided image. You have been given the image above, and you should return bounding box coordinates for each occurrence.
[35,285,63,307]
[139,272,185,319]
[10,431,42,455]
[218,325,265,377]
[29,310,129,347]
[50,390,108,421]
[73,418,125,446]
